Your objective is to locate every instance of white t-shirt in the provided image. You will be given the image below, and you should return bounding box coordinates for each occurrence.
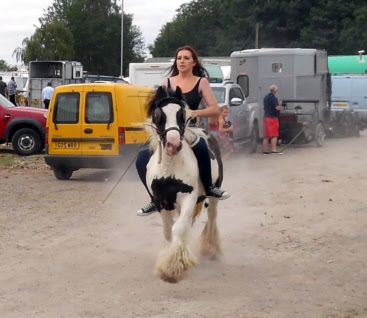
[42,86,54,101]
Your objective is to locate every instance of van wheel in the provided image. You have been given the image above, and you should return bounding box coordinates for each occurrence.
[248,122,259,153]
[315,123,325,147]
[52,166,73,180]
[12,128,42,156]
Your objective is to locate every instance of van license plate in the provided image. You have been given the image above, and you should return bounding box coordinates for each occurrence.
[54,142,79,149]
[332,102,349,108]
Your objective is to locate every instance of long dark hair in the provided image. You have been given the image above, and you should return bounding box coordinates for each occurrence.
[168,45,208,78]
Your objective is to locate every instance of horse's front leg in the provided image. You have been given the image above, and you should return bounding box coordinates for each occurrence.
[155,194,198,283]
[160,209,173,242]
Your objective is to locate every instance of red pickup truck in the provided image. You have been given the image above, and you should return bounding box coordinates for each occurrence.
[0,94,47,156]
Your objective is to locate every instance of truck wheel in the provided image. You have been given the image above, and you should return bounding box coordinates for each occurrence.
[248,122,259,153]
[315,123,325,147]
[12,128,42,156]
[52,166,73,180]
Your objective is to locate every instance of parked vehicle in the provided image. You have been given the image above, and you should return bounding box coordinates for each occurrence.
[44,83,152,180]
[210,81,260,153]
[331,75,367,125]
[230,48,330,147]
[28,61,83,108]
[328,53,367,75]
[129,62,172,88]
[0,94,47,155]
[128,61,226,88]
[83,74,128,84]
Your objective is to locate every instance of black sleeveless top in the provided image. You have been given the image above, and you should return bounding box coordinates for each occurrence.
[167,77,202,110]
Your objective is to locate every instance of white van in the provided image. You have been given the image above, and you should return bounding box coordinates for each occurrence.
[331,75,367,122]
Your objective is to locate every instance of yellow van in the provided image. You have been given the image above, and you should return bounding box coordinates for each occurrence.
[44,83,152,179]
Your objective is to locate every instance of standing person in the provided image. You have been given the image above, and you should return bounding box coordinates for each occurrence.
[135,45,230,216]
[0,77,7,97]
[7,76,17,106]
[217,105,234,160]
[262,85,283,154]
[41,82,54,109]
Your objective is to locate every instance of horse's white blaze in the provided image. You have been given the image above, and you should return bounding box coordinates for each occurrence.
[163,104,183,155]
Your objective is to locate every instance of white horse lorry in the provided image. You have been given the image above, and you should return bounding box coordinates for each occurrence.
[28,61,83,108]
[230,48,331,147]
[128,60,228,88]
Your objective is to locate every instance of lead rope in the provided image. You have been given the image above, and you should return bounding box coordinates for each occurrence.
[102,143,144,204]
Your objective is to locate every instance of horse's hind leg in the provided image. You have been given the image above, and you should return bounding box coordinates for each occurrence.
[200,198,221,259]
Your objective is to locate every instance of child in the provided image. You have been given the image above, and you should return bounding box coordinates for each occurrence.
[217,106,234,159]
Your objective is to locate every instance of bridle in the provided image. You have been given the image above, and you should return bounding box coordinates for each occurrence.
[152,97,189,145]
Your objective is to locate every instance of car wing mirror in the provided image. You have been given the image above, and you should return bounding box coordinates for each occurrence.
[230,97,243,106]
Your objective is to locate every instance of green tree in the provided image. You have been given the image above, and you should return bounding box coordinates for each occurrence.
[0,59,17,71]
[150,0,367,57]
[0,60,9,71]
[19,0,145,76]
[24,20,74,62]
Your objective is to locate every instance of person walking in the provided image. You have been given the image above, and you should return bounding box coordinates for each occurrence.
[135,45,230,216]
[41,82,54,109]
[7,77,17,106]
[262,85,283,154]
[0,76,7,97]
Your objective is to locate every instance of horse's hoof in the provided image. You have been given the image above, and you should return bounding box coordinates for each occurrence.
[160,274,179,284]
[200,245,221,260]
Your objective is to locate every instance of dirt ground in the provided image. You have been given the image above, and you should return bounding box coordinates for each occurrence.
[1,132,366,318]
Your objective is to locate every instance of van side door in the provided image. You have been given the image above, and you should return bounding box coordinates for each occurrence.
[81,89,118,156]
[48,90,82,156]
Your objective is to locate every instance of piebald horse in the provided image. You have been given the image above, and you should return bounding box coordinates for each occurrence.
[145,85,224,283]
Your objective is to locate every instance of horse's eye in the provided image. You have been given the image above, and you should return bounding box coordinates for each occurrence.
[153,108,162,124]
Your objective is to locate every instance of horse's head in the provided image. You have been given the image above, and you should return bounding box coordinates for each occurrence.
[148,86,190,156]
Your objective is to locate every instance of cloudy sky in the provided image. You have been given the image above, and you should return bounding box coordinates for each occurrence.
[0,0,190,65]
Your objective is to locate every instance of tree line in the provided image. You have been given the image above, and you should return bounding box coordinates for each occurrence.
[4,0,367,74]
[150,0,367,58]
[12,0,145,76]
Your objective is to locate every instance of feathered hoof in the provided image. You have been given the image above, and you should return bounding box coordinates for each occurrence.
[155,243,198,283]
[200,242,221,260]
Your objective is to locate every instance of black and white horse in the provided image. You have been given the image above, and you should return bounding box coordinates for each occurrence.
[145,86,224,283]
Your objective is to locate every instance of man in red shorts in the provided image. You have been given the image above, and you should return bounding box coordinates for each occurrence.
[262,85,283,154]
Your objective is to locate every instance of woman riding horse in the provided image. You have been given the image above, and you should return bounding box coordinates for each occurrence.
[136,45,230,216]
[143,84,223,282]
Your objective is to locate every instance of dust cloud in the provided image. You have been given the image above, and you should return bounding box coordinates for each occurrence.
[0,131,366,317]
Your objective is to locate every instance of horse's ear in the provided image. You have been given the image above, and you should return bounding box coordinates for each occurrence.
[175,86,184,101]
[156,85,168,100]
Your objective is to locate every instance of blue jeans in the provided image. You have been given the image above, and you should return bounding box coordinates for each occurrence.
[135,138,212,200]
